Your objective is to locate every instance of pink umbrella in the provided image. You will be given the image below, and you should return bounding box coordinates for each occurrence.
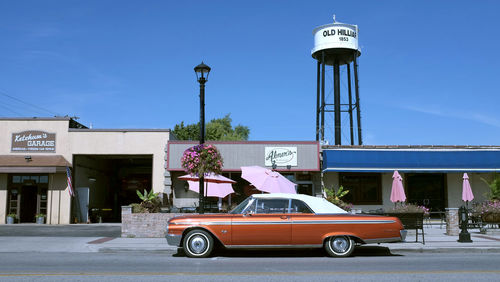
[241,166,296,194]
[186,181,234,198]
[178,173,235,198]
[390,170,406,203]
[462,173,474,206]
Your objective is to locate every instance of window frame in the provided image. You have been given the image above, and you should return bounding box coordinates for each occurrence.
[339,173,382,205]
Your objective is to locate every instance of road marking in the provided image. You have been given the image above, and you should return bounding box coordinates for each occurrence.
[1,270,499,277]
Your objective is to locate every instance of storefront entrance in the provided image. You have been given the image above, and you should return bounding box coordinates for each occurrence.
[8,175,49,223]
[406,173,446,212]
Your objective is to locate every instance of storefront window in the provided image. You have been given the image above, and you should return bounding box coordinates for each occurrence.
[340,173,382,205]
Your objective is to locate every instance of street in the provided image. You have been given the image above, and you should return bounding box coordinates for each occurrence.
[0,248,499,281]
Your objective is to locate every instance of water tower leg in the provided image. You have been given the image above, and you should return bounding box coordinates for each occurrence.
[316,61,320,141]
[334,60,341,145]
[347,62,354,145]
[353,54,363,145]
[321,51,326,141]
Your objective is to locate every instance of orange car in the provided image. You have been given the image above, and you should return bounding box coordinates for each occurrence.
[166,193,407,258]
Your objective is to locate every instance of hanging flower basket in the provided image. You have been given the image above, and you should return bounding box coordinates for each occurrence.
[181,144,223,176]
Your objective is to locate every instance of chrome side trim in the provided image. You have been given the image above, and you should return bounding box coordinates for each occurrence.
[170,221,232,226]
[292,220,396,224]
[170,219,395,226]
[226,244,323,249]
[166,234,182,247]
[364,237,401,244]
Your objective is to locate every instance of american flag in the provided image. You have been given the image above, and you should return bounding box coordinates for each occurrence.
[66,167,75,197]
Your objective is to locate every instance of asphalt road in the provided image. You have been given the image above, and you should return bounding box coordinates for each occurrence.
[0,224,121,237]
[0,249,499,281]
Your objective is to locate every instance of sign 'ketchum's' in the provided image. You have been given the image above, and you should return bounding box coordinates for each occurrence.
[11,130,56,153]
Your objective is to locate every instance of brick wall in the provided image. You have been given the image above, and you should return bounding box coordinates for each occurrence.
[121,206,193,238]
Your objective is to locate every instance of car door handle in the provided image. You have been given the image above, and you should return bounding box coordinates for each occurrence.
[280,216,288,220]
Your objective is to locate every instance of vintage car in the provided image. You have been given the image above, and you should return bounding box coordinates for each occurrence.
[166,193,407,258]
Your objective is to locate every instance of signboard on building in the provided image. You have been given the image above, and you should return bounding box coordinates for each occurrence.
[11,131,56,152]
[265,147,298,167]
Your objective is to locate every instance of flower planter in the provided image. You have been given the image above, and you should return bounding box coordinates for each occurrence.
[36,217,45,224]
[6,216,15,224]
[482,212,500,223]
[385,212,425,244]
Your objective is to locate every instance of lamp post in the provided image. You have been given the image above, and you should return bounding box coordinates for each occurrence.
[194,62,211,214]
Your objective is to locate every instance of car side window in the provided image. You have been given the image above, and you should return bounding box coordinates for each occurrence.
[255,199,290,214]
[291,199,313,214]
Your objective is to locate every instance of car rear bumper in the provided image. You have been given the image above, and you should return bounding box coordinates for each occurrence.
[400,230,408,241]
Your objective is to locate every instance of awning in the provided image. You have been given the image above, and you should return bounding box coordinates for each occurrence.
[322,149,500,173]
[0,155,71,173]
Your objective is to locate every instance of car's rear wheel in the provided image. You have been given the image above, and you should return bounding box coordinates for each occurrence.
[324,235,355,257]
[183,229,214,258]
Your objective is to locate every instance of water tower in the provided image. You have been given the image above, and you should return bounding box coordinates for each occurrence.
[312,16,362,145]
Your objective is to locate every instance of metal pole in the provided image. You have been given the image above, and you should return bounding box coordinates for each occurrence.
[316,60,320,141]
[353,54,362,145]
[321,51,325,141]
[334,59,341,145]
[199,77,206,214]
[347,62,354,145]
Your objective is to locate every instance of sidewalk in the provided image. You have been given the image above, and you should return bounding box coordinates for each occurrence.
[0,223,499,254]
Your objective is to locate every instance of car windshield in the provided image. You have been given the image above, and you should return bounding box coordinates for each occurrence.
[229,197,254,214]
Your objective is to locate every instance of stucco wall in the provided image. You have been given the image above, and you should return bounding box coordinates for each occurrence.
[47,173,71,224]
[69,130,170,196]
[0,174,7,224]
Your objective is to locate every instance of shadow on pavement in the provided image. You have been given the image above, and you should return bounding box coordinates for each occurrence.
[173,245,399,258]
[0,224,121,237]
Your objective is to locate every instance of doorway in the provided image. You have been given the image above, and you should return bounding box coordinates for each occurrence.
[20,185,38,223]
[406,173,446,211]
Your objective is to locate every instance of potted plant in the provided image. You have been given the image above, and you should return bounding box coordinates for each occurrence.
[323,186,353,212]
[135,189,162,213]
[6,213,16,224]
[35,213,46,224]
[181,144,223,176]
[386,203,429,229]
[472,200,500,223]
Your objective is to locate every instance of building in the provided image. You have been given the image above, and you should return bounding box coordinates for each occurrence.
[2,117,499,224]
[0,117,171,224]
[322,146,500,212]
[166,141,321,210]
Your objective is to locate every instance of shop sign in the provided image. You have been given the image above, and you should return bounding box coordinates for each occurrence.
[265,147,297,166]
[11,130,56,152]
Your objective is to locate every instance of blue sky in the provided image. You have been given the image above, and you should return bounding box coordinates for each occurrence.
[0,1,499,145]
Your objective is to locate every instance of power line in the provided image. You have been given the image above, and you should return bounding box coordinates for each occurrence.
[0,90,59,116]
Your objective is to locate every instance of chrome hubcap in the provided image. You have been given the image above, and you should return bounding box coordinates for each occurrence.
[189,235,207,254]
[331,237,349,253]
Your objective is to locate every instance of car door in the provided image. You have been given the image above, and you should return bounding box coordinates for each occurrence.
[290,199,325,245]
[231,198,291,246]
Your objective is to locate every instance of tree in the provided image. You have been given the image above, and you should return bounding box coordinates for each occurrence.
[173,114,250,141]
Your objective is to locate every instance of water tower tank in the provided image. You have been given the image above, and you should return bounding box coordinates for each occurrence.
[312,16,362,145]
[311,20,361,65]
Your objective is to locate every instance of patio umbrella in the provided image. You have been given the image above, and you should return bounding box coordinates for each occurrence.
[390,170,406,204]
[178,173,235,198]
[241,166,297,194]
[462,173,474,208]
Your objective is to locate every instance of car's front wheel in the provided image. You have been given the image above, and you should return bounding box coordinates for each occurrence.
[183,229,214,258]
[324,235,355,257]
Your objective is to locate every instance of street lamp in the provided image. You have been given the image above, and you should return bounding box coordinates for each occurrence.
[194,62,211,214]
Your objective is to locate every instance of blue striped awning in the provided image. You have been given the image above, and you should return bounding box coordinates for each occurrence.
[322,149,500,173]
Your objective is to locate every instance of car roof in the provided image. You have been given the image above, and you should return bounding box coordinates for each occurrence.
[251,193,347,214]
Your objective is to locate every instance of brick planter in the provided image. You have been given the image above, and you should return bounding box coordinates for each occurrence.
[121,206,193,238]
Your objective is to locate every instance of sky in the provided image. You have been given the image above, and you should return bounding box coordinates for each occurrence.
[0,1,499,145]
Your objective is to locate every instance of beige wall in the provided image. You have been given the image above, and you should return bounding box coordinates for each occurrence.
[0,174,7,224]
[69,131,170,196]
[1,119,171,224]
[0,119,72,160]
[47,173,71,224]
